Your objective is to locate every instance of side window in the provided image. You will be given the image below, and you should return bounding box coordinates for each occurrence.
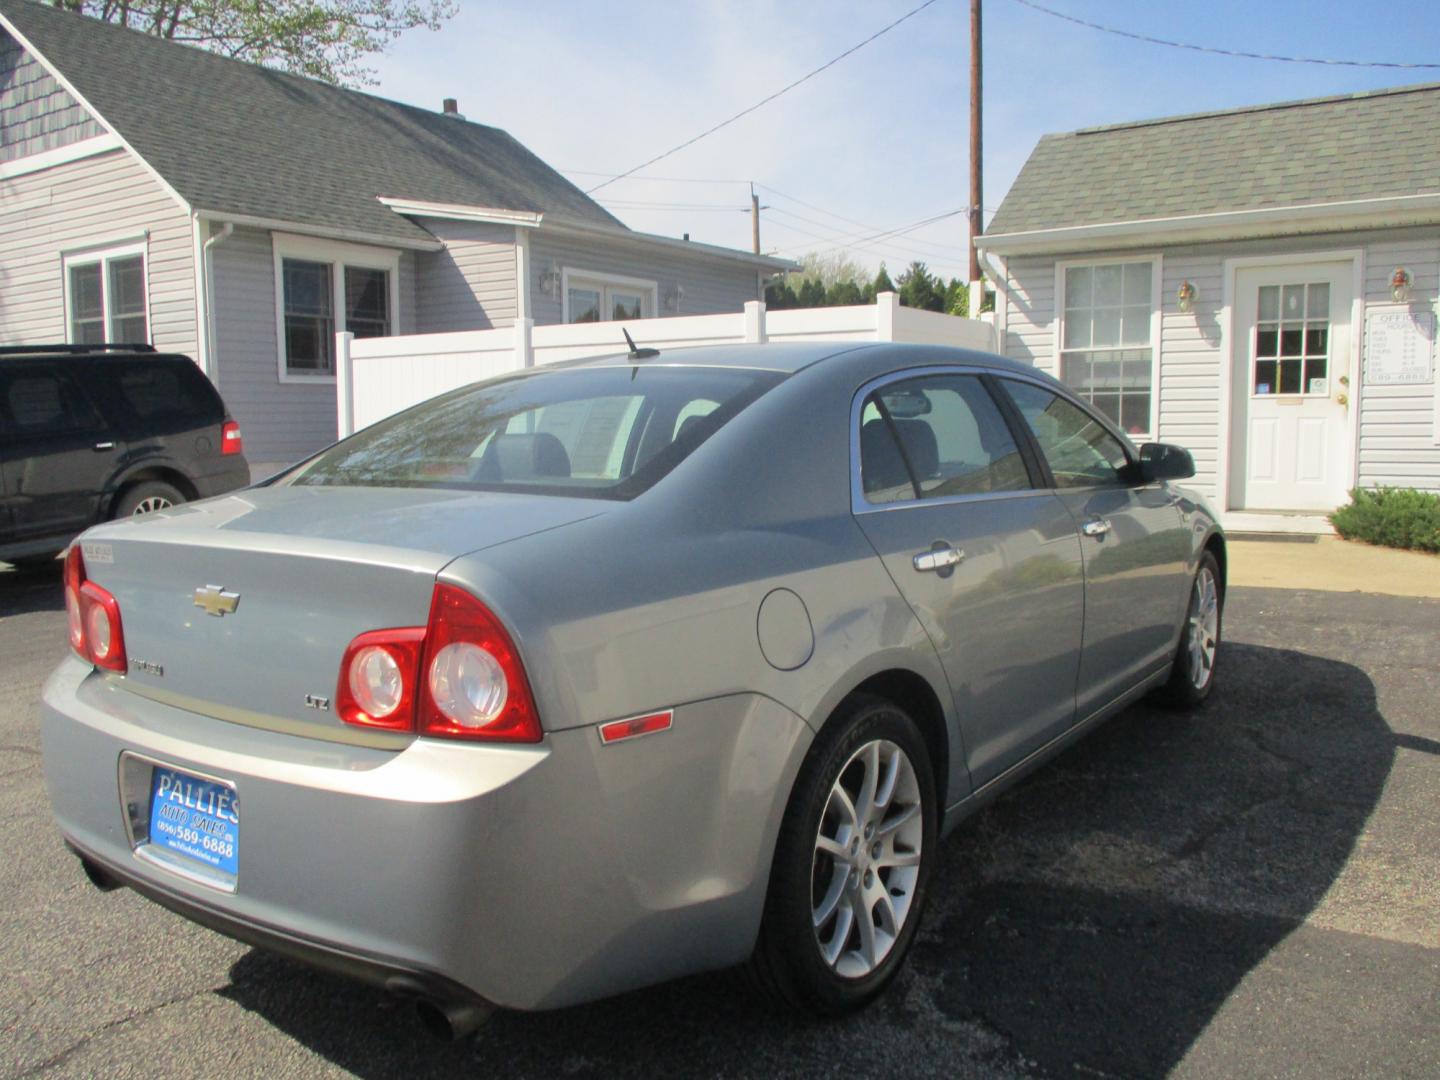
[858,375,1031,504]
[0,370,103,439]
[95,360,224,434]
[1001,380,1129,489]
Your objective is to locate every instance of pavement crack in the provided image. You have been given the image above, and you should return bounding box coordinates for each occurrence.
[15,985,215,1078]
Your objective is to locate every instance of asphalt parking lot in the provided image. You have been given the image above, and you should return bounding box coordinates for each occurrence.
[3,564,1437,1079]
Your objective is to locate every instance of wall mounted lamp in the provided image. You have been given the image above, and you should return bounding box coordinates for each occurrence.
[1391,266,1412,303]
[1176,280,1197,314]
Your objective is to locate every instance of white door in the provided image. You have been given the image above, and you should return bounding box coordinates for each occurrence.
[1230,263,1352,510]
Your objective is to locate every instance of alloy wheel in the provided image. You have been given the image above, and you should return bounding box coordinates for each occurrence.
[1187,566,1219,690]
[132,496,173,515]
[811,738,924,978]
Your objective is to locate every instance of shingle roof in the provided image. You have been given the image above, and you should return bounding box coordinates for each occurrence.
[987,82,1440,237]
[0,0,622,243]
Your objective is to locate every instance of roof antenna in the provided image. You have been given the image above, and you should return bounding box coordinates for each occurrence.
[622,327,660,360]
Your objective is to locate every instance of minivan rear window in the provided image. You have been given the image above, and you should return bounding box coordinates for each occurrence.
[286,366,784,499]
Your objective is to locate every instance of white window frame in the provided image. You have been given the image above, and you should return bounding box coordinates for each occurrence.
[62,239,151,345]
[272,233,401,385]
[560,267,658,325]
[1052,254,1162,440]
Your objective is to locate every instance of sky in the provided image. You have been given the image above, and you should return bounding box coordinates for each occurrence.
[367,0,1440,281]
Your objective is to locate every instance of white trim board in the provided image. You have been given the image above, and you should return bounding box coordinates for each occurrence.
[0,134,123,180]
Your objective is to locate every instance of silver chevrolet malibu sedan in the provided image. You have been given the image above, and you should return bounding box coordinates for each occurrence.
[42,343,1223,1035]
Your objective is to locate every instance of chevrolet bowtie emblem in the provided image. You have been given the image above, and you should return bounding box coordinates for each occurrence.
[194,584,241,617]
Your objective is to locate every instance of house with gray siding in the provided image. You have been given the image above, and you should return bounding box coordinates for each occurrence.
[0,0,786,470]
[977,83,1440,528]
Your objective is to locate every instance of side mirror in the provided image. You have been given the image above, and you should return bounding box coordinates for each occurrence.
[1138,442,1195,482]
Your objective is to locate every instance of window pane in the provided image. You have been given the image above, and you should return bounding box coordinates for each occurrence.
[108,256,146,317]
[1093,264,1123,307]
[284,260,334,373]
[1307,282,1329,317]
[568,286,601,324]
[1064,266,1092,310]
[1305,327,1328,355]
[1003,380,1128,489]
[1279,358,1302,394]
[1305,356,1328,390]
[1254,359,1277,394]
[1122,262,1152,304]
[1092,306,1121,348]
[344,266,390,339]
[68,263,105,343]
[1282,285,1304,319]
[1119,392,1151,435]
[1062,309,1092,349]
[1280,325,1303,356]
[1258,285,1279,321]
[1256,326,1279,357]
[1120,303,1150,346]
[111,314,148,344]
[1062,349,1153,432]
[610,291,643,320]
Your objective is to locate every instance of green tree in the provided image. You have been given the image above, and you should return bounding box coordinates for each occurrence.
[863,263,896,303]
[797,278,827,309]
[764,278,798,310]
[51,0,456,85]
[896,261,943,312]
[943,277,969,317]
[826,279,864,306]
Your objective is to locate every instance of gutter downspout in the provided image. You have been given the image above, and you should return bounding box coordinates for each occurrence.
[201,221,234,383]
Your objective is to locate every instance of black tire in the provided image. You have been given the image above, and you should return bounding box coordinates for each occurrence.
[747,693,938,1016]
[113,481,186,519]
[1154,550,1223,710]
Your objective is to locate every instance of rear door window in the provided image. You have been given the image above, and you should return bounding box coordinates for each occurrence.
[858,374,1032,504]
[0,368,104,440]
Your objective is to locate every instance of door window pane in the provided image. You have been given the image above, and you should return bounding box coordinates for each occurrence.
[1002,380,1129,489]
[610,291,643,320]
[859,375,1030,503]
[1253,280,1332,397]
[344,266,390,339]
[283,259,335,373]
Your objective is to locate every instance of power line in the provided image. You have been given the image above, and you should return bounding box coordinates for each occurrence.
[586,0,943,194]
[766,218,970,274]
[765,207,972,263]
[562,169,751,186]
[1009,0,1440,69]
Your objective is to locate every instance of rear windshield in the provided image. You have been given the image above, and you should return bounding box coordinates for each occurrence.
[286,365,784,500]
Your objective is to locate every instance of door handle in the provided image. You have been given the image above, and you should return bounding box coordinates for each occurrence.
[1081,517,1111,538]
[93,441,116,451]
[913,546,964,573]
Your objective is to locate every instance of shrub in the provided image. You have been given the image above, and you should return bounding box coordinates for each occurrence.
[1329,487,1440,553]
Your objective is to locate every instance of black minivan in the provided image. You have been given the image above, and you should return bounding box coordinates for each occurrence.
[1,345,250,565]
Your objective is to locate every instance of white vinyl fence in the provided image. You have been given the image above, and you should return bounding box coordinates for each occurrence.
[338,292,995,436]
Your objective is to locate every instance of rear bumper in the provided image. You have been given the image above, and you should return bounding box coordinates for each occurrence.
[41,658,810,1010]
[192,455,250,498]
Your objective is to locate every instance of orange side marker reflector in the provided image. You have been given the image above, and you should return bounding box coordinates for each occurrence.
[598,710,673,745]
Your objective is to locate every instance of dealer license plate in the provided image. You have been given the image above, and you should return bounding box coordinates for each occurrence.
[146,767,239,878]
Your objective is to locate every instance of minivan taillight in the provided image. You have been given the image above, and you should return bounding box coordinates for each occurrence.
[221,420,243,455]
[64,545,127,673]
[333,584,542,743]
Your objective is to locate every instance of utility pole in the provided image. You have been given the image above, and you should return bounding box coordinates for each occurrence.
[751,182,761,255]
[968,0,983,291]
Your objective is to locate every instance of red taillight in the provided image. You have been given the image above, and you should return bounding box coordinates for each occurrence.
[333,584,542,743]
[64,545,127,673]
[221,420,243,455]
[334,628,425,730]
